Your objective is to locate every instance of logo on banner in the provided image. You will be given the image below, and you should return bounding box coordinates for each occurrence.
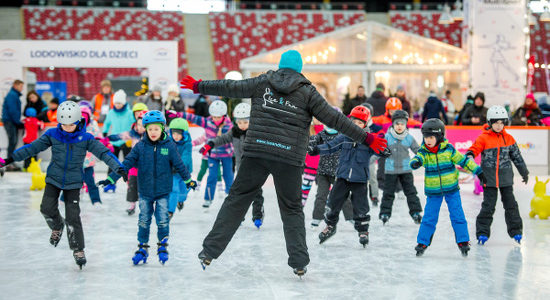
[154,48,170,60]
[0,48,16,61]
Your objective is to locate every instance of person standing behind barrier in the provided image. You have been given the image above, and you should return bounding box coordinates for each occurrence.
[422,92,448,124]
[366,83,387,117]
[92,79,114,123]
[461,92,488,125]
[2,79,24,171]
[24,90,47,118]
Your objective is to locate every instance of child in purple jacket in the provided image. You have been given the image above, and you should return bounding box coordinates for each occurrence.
[180,100,234,207]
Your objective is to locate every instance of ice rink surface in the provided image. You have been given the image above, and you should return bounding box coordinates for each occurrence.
[1,166,550,300]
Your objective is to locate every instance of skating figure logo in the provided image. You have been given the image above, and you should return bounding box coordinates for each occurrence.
[263,88,297,109]
[480,34,520,87]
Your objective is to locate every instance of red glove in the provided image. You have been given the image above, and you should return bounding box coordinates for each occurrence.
[199,142,214,155]
[180,75,202,94]
[364,133,388,154]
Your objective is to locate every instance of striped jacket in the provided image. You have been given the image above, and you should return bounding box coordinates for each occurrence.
[410,140,481,196]
[181,111,234,158]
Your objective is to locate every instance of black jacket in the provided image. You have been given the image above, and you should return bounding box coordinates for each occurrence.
[422,96,448,123]
[197,69,368,167]
[462,104,488,125]
[309,130,340,176]
[342,95,367,116]
[366,91,387,117]
[24,98,47,118]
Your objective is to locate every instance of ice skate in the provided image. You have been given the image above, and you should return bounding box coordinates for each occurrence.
[477,235,488,245]
[253,218,263,229]
[370,197,379,207]
[458,242,470,257]
[513,234,522,244]
[0,167,4,177]
[103,183,116,193]
[293,267,307,278]
[319,225,336,244]
[73,250,86,270]
[49,222,64,247]
[411,212,422,224]
[310,219,322,228]
[473,177,483,195]
[379,214,390,225]
[358,232,369,247]
[177,202,184,211]
[202,200,212,209]
[157,237,169,265]
[126,202,136,215]
[198,249,213,270]
[415,243,428,256]
[132,243,149,265]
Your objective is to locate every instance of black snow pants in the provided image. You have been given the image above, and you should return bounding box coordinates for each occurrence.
[325,178,370,232]
[380,173,422,217]
[476,186,523,238]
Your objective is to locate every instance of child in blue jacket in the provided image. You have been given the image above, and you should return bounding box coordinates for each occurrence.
[100,111,197,265]
[309,106,387,247]
[167,118,193,218]
[0,101,126,269]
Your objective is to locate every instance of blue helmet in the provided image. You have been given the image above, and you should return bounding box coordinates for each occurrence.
[142,110,166,127]
[25,107,37,117]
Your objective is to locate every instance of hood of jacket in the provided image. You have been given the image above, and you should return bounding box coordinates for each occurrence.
[427,96,440,104]
[266,68,311,94]
[54,122,88,144]
[370,90,385,99]
[173,131,192,145]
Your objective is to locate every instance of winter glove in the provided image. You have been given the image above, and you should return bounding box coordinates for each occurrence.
[477,172,487,185]
[307,145,320,156]
[410,160,422,169]
[116,167,129,182]
[100,137,115,153]
[185,178,198,190]
[465,150,475,161]
[364,133,388,154]
[379,147,392,158]
[522,174,529,184]
[0,157,14,168]
[16,123,24,130]
[97,176,115,187]
[179,75,202,94]
[199,141,215,155]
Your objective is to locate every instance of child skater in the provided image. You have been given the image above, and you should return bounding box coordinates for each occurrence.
[167,118,193,218]
[0,101,127,269]
[301,119,324,206]
[79,105,104,205]
[99,111,197,265]
[379,109,423,225]
[200,103,265,228]
[309,106,387,247]
[193,133,223,192]
[179,100,233,208]
[22,107,45,170]
[410,118,486,257]
[465,105,529,245]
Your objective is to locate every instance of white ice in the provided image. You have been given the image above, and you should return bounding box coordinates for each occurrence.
[1,159,550,300]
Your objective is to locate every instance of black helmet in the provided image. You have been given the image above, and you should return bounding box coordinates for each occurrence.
[421,118,445,144]
[391,109,409,123]
[360,102,374,115]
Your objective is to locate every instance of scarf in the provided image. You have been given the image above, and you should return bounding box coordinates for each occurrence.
[426,144,439,153]
[524,102,538,118]
[389,127,407,141]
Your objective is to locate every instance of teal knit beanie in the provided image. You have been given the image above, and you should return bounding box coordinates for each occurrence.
[278,50,303,73]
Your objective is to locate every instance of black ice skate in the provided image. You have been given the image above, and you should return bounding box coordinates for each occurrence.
[411,213,422,224]
[358,232,369,247]
[457,242,470,257]
[198,249,213,270]
[293,267,307,278]
[319,225,336,244]
[379,214,390,225]
[126,203,136,216]
[73,250,86,270]
[0,167,4,177]
[177,202,185,211]
[415,243,428,256]
[49,222,64,247]
[370,197,379,207]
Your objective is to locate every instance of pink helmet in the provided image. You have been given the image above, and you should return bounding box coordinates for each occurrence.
[80,106,92,125]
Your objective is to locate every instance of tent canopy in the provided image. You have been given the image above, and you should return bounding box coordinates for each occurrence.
[240,21,466,73]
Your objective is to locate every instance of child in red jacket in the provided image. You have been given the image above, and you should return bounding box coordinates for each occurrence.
[22,107,45,169]
[466,105,529,245]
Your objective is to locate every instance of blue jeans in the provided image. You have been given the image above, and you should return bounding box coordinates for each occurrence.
[137,195,169,244]
[169,174,189,213]
[205,157,234,201]
[83,166,101,204]
[417,190,469,245]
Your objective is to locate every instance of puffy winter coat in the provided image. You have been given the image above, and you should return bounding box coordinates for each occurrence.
[384,128,420,174]
[511,106,542,126]
[467,125,528,187]
[196,68,368,167]
[461,104,488,125]
[111,133,191,198]
[366,90,387,117]
[210,126,246,172]
[2,87,23,125]
[12,124,122,190]
[172,131,193,174]
[422,96,448,123]
[317,131,376,183]
[181,111,234,158]
[309,130,340,176]
[103,104,135,147]
[410,140,481,196]
[23,98,47,118]
[144,96,164,112]
[22,117,44,144]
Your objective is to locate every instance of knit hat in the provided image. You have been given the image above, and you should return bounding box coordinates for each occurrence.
[526,93,535,101]
[113,89,127,105]
[167,84,179,93]
[278,50,303,73]
[396,84,405,92]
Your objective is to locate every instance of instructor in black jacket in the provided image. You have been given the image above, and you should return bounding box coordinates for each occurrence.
[180,50,388,276]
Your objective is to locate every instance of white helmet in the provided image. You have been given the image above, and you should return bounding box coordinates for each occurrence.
[233,102,251,119]
[57,101,83,125]
[487,105,509,125]
[209,100,227,117]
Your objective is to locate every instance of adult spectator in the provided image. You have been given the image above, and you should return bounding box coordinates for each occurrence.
[2,79,24,171]
[461,92,488,125]
[144,85,164,112]
[441,90,456,123]
[23,90,47,118]
[394,84,411,115]
[92,80,114,123]
[38,98,59,123]
[342,85,367,115]
[456,94,474,125]
[511,93,542,126]
[192,94,211,118]
[165,84,186,112]
[422,92,448,124]
[366,83,387,116]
